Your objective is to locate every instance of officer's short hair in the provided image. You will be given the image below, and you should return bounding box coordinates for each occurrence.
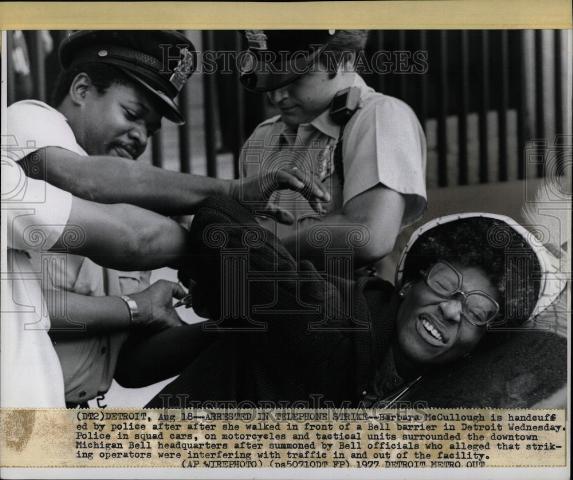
[318,30,369,76]
[51,62,132,107]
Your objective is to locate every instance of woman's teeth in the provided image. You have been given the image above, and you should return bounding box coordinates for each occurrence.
[422,318,444,342]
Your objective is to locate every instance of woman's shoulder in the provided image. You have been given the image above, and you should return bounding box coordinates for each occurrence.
[403,330,567,408]
[354,276,397,324]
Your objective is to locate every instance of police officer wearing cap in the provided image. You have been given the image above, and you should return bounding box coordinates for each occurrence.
[8,30,328,406]
[239,30,427,272]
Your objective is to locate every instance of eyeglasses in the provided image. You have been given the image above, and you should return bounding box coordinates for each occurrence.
[424,261,500,327]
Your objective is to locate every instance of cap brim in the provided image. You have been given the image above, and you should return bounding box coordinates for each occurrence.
[241,49,322,93]
[243,70,301,93]
[120,68,185,125]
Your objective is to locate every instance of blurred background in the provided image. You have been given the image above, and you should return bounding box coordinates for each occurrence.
[7,30,572,189]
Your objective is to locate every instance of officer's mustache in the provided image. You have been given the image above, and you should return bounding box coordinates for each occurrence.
[108,141,143,160]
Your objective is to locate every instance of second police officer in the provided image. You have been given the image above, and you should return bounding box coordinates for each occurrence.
[239,30,427,273]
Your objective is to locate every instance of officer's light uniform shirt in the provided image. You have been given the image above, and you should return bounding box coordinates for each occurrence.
[7,100,150,403]
[1,161,70,407]
[240,74,427,243]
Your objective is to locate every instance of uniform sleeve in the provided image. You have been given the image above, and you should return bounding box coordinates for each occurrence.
[6,101,86,161]
[3,160,72,251]
[342,96,427,225]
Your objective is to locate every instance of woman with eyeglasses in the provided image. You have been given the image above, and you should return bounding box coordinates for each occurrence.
[116,196,565,408]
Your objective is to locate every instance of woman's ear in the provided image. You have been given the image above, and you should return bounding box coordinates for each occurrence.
[68,72,92,105]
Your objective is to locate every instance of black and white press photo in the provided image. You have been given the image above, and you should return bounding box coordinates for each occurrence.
[2,29,570,414]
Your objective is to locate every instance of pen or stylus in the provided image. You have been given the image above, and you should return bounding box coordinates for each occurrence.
[174,294,193,308]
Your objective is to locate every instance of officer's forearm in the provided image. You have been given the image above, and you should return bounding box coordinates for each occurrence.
[52,198,192,271]
[22,146,232,215]
[282,212,394,269]
[283,186,405,268]
[48,292,131,339]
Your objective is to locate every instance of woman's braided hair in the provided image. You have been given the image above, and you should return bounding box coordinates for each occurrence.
[401,217,541,328]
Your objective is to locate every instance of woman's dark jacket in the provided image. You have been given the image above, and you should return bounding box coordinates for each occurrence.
[146,196,398,408]
[146,196,566,409]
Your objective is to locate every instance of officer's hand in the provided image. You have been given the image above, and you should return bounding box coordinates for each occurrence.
[130,280,187,331]
[229,168,330,224]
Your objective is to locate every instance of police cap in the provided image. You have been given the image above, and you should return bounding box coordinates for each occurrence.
[59,30,196,124]
[239,30,337,92]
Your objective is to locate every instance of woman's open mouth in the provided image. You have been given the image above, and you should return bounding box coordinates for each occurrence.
[417,314,448,346]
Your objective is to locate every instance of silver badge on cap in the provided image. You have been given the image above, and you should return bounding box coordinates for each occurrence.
[238,50,256,76]
[245,30,268,50]
[169,48,195,92]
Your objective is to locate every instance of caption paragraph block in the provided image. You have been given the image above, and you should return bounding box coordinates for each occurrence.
[0,408,566,468]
